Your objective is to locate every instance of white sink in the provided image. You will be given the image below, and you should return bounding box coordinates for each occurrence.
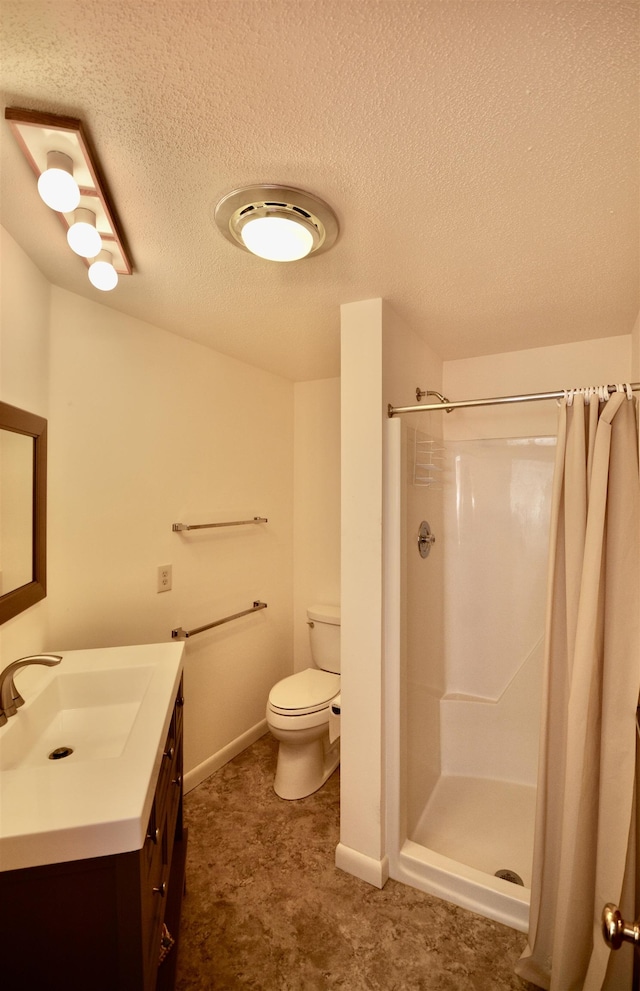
[0,665,154,770]
[0,642,184,872]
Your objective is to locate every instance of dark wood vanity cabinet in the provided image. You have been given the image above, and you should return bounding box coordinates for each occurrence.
[0,679,187,991]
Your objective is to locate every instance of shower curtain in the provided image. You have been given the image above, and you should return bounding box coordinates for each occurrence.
[516,390,640,991]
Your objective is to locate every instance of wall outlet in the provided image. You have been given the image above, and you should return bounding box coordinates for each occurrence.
[157,565,172,593]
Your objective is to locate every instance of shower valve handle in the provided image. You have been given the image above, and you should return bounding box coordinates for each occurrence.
[418,521,436,558]
[602,903,640,950]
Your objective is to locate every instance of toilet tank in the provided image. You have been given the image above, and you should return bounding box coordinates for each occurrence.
[307,604,341,674]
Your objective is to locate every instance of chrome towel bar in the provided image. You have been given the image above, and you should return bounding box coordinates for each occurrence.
[172,516,267,531]
[171,601,267,640]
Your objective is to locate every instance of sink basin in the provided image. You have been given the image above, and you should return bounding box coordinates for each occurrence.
[0,665,154,770]
[0,642,184,872]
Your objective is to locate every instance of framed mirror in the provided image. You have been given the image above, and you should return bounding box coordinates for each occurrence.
[0,401,47,624]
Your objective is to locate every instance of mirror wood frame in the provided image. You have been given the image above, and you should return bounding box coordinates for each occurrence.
[0,401,47,624]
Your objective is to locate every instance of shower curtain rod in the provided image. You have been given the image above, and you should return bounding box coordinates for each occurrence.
[387,382,640,417]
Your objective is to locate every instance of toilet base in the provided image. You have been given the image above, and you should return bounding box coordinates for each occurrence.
[273,733,340,800]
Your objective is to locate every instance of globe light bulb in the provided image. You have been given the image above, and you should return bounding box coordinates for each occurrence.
[37,151,80,212]
[88,249,118,291]
[67,209,102,258]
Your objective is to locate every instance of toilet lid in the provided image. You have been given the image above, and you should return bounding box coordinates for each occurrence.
[269,669,340,714]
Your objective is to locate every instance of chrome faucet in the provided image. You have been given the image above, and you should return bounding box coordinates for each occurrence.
[0,654,62,726]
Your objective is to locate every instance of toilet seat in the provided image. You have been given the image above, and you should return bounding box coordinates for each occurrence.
[268,668,340,716]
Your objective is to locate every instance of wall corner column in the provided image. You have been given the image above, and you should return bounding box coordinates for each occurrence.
[337,298,387,887]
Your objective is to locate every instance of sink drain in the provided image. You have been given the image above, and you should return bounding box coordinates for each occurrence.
[48,746,74,760]
[495,869,524,886]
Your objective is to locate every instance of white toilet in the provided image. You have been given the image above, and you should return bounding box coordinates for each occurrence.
[266,604,340,800]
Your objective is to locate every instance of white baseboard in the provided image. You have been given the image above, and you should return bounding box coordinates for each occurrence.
[335,842,390,889]
[183,719,269,793]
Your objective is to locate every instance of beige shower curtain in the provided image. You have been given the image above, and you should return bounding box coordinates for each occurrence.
[516,390,640,991]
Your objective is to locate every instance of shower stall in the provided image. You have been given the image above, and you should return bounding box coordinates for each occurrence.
[339,306,638,948]
[384,402,556,932]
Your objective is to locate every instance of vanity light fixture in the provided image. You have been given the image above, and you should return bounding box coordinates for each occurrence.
[5,107,132,291]
[214,184,339,262]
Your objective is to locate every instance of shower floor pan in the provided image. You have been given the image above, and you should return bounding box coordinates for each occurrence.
[398,775,536,932]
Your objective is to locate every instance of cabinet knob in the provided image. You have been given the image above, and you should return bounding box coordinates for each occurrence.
[163,745,175,760]
[177,695,185,707]
[147,826,160,844]
[152,881,167,897]
[172,773,182,787]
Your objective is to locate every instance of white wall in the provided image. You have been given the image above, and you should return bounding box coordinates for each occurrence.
[0,229,50,417]
[443,336,632,441]
[0,228,50,663]
[338,297,443,887]
[337,298,385,886]
[1,226,295,789]
[381,307,445,841]
[293,378,340,671]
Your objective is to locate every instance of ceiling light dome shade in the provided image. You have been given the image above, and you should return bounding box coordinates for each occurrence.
[240,215,315,262]
[214,185,339,262]
[37,151,80,212]
[88,249,118,291]
[67,208,102,258]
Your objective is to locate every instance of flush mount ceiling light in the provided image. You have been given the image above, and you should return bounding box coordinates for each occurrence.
[5,107,133,291]
[214,185,339,262]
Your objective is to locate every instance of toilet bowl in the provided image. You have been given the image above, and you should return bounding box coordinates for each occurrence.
[266,605,340,800]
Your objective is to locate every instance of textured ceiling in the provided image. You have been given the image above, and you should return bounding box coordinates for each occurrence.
[1,0,638,381]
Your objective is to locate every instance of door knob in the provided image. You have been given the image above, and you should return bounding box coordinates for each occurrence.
[602,903,640,950]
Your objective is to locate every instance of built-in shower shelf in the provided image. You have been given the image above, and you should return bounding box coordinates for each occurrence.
[410,428,446,487]
[442,691,498,704]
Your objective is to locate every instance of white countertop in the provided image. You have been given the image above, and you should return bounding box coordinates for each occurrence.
[0,641,184,873]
